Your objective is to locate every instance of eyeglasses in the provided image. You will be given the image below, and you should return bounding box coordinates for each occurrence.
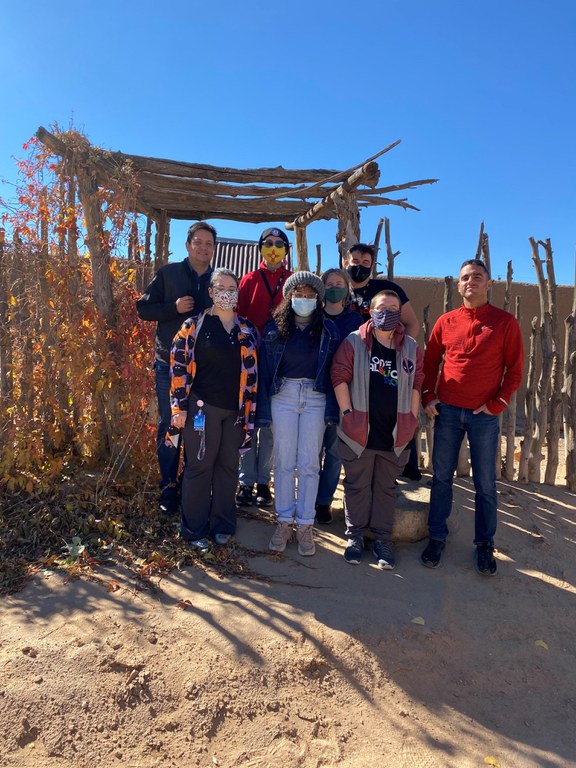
[292,290,317,298]
[263,240,286,249]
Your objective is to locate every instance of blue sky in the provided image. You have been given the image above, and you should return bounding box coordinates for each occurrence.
[1,0,575,284]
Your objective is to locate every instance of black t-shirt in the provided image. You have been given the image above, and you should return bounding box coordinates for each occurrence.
[350,278,409,320]
[366,337,398,451]
[278,324,319,380]
[192,314,241,410]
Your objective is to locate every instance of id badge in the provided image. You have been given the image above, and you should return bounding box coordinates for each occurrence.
[193,412,206,431]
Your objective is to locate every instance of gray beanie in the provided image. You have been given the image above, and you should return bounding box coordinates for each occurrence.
[282,271,325,301]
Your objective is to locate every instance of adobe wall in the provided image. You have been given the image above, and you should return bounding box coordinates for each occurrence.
[393,276,574,403]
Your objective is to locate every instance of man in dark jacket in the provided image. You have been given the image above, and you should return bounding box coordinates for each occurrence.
[136,221,217,514]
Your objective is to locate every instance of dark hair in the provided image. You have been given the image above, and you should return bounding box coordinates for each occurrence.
[349,243,375,263]
[370,289,401,309]
[273,291,324,339]
[460,258,490,277]
[186,221,217,245]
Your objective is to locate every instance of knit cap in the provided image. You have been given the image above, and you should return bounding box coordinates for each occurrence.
[282,271,325,301]
[258,227,290,250]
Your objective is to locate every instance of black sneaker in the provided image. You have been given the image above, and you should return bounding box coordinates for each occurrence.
[159,493,179,516]
[236,484,254,507]
[315,503,333,525]
[373,540,396,569]
[401,468,422,481]
[344,537,364,564]
[255,484,273,507]
[420,538,445,568]
[475,544,497,576]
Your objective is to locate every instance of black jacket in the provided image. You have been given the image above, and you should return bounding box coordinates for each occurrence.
[136,258,213,364]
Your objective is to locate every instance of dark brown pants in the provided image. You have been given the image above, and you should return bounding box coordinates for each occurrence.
[339,441,409,539]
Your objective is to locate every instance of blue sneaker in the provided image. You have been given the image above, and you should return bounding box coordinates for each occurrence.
[373,540,396,570]
[344,537,364,564]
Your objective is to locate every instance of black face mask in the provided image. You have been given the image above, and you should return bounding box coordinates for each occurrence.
[347,264,372,283]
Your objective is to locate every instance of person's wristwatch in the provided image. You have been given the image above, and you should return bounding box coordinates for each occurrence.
[342,408,352,415]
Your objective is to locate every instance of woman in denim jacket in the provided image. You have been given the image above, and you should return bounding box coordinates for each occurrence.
[256,271,339,557]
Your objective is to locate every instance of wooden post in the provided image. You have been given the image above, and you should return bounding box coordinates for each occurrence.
[154,210,168,271]
[75,164,116,325]
[564,262,576,490]
[518,318,538,483]
[0,232,13,406]
[528,238,553,483]
[504,295,520,480]
[334,189,360,265]
[372,218,384,275]
[443,276,453,312]
[294,224,309,271]
[540,239,563,486]
[315,244,322,275]
[384,217,400,279]
[143,215,153,288]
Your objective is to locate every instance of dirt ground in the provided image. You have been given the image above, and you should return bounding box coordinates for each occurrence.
[1,471,576,768]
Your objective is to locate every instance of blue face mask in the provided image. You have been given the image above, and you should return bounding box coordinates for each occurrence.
[291,297,317,317]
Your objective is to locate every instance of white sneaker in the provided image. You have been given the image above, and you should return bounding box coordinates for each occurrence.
[269,522,293,552]
[296,525,316,556]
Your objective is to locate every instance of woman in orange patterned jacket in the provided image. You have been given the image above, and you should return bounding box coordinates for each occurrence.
[170,268,258,551]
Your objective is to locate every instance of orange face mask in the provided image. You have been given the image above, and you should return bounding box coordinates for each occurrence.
[261,245,286,266]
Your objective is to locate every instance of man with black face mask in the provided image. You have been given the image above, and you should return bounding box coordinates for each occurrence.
[344,244,419,338]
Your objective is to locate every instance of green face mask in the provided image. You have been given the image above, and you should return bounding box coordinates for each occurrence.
[325,286,348,303]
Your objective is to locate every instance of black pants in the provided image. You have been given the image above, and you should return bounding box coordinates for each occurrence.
[180,397,244,541]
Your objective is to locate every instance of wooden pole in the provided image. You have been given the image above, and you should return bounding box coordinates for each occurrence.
[334,189,360,265]
[315,244,322,275]
[372,218,384,275]
[563,252,576,490]
[541,239,563,486]
[384,217,400,279]
[294,224,309,271]
[504,294,520,481]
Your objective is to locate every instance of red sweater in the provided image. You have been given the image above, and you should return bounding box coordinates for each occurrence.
[422,303,524,415]
[237,262,292,335]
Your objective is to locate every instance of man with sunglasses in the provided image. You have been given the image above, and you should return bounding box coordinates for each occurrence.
[236,227,292,507]
[137,221,217,515]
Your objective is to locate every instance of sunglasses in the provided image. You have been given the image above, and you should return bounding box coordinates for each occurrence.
[263,240,285,249]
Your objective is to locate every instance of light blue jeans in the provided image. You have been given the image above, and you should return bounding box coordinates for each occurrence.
[238,425,274,486]
[271,378,326,526]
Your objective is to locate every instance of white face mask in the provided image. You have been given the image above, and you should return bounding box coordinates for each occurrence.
[291,297,317,317]
[212,288,238,310]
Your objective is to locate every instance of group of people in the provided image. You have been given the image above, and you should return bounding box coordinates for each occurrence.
[137,222,524,577]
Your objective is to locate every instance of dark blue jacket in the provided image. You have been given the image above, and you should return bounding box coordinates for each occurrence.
[326,305,363,342]
[136,258,213,364]
[256,317,340,426]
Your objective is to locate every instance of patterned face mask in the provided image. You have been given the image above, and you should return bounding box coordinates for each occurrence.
[371,307,401,331]
[212,288,238,310]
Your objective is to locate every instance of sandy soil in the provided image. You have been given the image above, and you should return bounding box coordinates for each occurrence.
[1,474,576,768]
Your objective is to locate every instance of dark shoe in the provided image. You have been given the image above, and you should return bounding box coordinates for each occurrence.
[475,544,497,576]
[344,537,364,564]
[315,503,333,525]
[236,484,254,507]
[159,492,179,516]
[373,540,396,570]
[255,484,273,507]
[420,538,445,568]
[401,468,422,481]
[214,533,232,545]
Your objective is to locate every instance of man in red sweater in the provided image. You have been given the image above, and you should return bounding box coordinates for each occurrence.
[420,259,524,576]
[236,227,292,507]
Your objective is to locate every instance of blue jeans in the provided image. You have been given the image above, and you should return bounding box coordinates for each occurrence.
[428,403,500,545]
[238,425,274,486]
[316,425,341,505]
[271,379,326,526]
[154,361,181,494]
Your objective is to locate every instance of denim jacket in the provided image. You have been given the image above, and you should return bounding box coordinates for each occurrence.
[256,317,340,426]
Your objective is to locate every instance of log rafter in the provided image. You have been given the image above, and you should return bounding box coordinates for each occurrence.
[36,126,437,227]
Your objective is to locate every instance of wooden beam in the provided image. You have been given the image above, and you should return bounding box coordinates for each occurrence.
[285,161,380,231]
[294,224,309,271]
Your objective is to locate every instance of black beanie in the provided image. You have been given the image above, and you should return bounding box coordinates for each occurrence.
[258,227,290,251]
